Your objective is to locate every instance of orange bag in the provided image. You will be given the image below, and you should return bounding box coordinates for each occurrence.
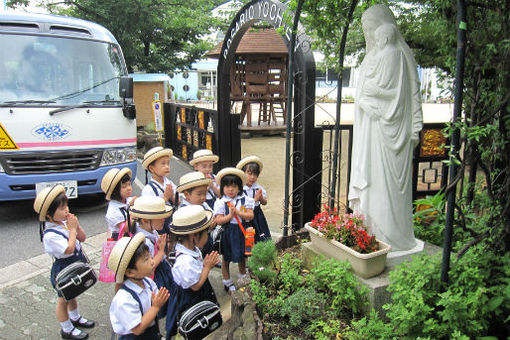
[227,202,255,256]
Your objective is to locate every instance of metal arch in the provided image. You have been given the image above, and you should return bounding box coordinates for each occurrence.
[216,0,321,231]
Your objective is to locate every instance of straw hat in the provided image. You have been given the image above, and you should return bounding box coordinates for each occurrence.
[216,167,246,186]
[33,185,66,222]
[108,233,146,283]
[142,146,173,170]
[170,205,214,235]
[129,196,174,220]
[101,167,132,200]
[177,171,213,193]
[236,155,263,173]
[189,149,219,166]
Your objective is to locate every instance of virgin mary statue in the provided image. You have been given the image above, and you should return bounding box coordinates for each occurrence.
[348,4,423,251]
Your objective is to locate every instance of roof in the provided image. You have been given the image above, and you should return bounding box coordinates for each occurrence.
[129,73,171,83]
[207,27,288,58]
[0,12,118,43]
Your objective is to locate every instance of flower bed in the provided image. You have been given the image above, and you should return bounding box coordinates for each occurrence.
[246,241,369,339]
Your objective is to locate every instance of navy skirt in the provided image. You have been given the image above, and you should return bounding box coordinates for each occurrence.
[253,205,271,242]
[166,279,218,339]
[221,222,245,263]
[154,258,176,321]
[118,324,160,340]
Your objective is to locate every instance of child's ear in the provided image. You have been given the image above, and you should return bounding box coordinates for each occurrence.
[125,268,136,279]
[183,191,191,200]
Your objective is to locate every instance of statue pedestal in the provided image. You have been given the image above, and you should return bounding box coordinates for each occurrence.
[386,239,425,267]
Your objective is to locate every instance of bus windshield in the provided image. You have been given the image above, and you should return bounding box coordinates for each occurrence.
[0,34,126,106]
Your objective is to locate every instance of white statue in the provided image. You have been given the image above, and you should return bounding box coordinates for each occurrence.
[348,4,423,251]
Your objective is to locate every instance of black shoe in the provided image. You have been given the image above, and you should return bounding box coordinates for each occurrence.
[71,317,95,328]
[61,327,88,339]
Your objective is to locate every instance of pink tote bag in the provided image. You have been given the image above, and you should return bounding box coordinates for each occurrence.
[98,223,130,283]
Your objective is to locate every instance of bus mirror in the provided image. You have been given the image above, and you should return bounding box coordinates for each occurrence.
[123,104,136,120]
[119,76,136,119]
[119,76,134,99]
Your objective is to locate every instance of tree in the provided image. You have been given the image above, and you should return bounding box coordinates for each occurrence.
[296,0,510,255]
[34,0,229,73]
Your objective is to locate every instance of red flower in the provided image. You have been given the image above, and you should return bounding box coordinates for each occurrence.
[309,206,378,254]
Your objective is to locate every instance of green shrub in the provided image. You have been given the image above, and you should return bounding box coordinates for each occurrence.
[347,246,510,339]
[277,253,303,297]
[247,241,277,283]
[306,318,345,340]
[278,287,325,328]
[308,258,368,317]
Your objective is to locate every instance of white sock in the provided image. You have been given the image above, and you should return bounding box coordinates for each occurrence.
[222,279,236,291]
[68,308,80,322]
[60,319,74,333]
[237,273,247,279]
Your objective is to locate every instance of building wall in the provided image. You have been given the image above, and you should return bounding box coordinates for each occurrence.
[133,82,167,127]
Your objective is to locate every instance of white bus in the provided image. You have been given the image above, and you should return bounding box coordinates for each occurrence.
[0,12,137,201]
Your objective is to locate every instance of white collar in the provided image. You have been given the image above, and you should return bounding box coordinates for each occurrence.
[221,195,243,202]
[123,278,150,294]
[175,243,201,258]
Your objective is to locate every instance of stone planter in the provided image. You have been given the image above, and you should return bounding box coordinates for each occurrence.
[304,223,391,279]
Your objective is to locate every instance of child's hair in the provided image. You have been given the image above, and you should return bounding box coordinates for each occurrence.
[184,184,207,196]
[242,162,260,176]
[125,242,150,276]
[220,174,243,196]
[110,174,131,201]
[46,192,68,220]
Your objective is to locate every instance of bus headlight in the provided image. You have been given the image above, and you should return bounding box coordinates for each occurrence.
[0,163,4,173]
[100,147,137,166]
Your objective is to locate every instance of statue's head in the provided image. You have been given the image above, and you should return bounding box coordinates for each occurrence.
[361,4,397,52]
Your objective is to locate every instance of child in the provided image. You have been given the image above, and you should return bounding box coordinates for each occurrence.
[189,149,220,210]
[236,156,272,242]
[167,205,221,338]
[109,233,170,339]
[177,171,219,258]
[101,167,136,239]
[176,171,212,210]
[213,167,255,293]
[141,146,178,208]
[34,185,94,340]
[129,196,174,289]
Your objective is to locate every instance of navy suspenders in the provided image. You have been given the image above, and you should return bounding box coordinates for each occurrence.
[120,278,153,314]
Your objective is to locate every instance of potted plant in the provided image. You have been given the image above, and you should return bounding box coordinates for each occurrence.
[304,206,391,279]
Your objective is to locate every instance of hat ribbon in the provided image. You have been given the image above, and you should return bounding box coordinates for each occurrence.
[130,207,171,215]
[171,215,209,232]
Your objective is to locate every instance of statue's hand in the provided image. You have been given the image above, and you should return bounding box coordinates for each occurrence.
[363,80,379,97]
[360,98,380,121]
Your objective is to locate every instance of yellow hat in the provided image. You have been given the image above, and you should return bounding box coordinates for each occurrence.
[189,149,219,166]
[101,167,132,200]
[177,171,212,193]
[142,147,173,170]
[108,233,146,283]
[170,205,214,235]
[129,196,174,219]
[236,155,263,173]
[33,185,66,222]
[216,167,246,186]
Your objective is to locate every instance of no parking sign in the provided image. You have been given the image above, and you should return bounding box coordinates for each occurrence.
[152,100,164,132]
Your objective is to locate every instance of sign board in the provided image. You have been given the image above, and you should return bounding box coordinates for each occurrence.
[152,101,164,132]
[0,123,19,150]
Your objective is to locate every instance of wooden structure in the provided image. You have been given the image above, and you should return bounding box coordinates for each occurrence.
[208,27,288,128]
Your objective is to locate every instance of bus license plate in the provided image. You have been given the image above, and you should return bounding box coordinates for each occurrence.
[35,180,78,199]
